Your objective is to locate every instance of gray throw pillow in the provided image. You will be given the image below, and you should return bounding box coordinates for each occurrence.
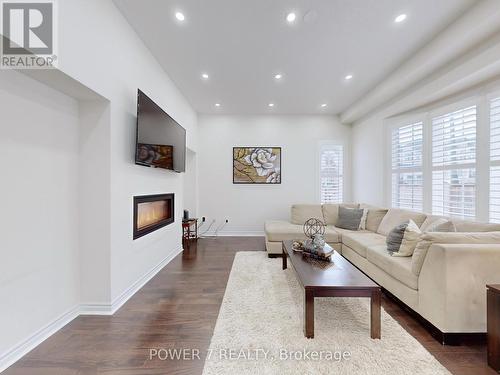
[336,206,364,231]
[386,219,421,256]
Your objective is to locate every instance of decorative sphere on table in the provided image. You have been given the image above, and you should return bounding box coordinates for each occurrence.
[303,218,326,239]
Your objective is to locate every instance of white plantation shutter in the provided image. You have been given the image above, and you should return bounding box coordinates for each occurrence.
[490,97,500,222]
[432,169,476,219]
[490,166,500,223]
[391,122,423,211]
[320,145,343,204]
[432,105,476,219]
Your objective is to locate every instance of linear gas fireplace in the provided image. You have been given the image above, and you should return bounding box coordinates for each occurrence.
[133,193,174,239]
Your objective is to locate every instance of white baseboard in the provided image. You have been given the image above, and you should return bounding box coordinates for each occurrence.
[0,305,80,373]
[80,245,183,315]
[201,230,264,237]
[79,303,114,315]
[110,245,183,314]
[0,246,183,372]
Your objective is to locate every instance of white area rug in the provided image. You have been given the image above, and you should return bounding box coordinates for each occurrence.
[202,252,450,375]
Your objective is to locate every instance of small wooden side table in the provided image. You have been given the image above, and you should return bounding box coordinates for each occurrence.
[488,284,500,372]
[182,219,198,247]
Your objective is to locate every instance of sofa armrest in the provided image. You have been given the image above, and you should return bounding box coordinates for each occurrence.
[418,243,500,333]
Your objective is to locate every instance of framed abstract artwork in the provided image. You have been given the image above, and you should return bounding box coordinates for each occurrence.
[233,147,281,184]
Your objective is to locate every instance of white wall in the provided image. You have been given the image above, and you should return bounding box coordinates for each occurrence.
[198,115,351,234]
[0,70,80,356]
[351,114,385,206]
[55,0,198,303]
[79,100,111,305]
[183,148,199,217]
[0,0,199,368]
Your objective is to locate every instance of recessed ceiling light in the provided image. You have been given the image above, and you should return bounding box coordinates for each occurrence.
[175,12,185,21]
[215,103,221,107]
[286,12,296,23]
[274,74,282,80]
[321,103,327,108]
[201,73,209,80]
[394,14,407,23]
[345,74,353,80]
[268,103,275,107]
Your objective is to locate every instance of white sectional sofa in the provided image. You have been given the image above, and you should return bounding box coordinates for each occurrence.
[265,203,500,342]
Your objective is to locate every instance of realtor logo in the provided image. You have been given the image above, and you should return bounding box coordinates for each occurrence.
[1,0,57,69]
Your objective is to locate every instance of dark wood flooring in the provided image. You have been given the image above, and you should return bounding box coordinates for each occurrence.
[3,237,495,375]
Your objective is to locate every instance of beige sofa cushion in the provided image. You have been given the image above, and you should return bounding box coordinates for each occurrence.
[330,227,357,242]
[452,219,500,232]
[342,231,387,258]
[366,245,418,290]
[322,203,359,225]
[377,208,427,236]
[265,220,340,243]
[423,218,456,232]
[420,215,447,231]
[322,204,339,225]
[291,204,324,225]
[411,231,500,276]
[324,227,342,243]
[360,204,388,232]
[265,220,307,241]
[342,245,419,310]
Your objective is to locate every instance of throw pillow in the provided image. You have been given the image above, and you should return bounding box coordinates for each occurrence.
[364,208,388,232]
[359,208,369,230]
[377,208,427,236]
[425,219,456,232]
[322,203,359,225]
[386,219,421,257]
[336,206,365,231]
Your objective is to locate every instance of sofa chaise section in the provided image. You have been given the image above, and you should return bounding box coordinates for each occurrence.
[265,204,344,256]
[265,220,341,255]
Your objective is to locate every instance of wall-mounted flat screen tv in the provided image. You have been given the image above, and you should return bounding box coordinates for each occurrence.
[135,89,186,172]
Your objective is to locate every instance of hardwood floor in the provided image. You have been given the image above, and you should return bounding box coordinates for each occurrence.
[4,237,494,375]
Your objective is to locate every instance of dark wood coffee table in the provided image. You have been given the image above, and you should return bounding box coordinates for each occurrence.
[282,240,381,339]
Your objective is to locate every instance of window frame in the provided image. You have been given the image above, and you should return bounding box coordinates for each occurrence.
[318,141,346,204]
[388,119,424,211]
[385,96,487,219]
[430,102,478,219]
[488,90,500,222]
[385,113,426,212]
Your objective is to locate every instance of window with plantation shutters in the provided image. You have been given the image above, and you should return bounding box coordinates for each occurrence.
[391,122,423,211]
[490,97,500,222]
[432,105,476,219]
[320,145,343,204]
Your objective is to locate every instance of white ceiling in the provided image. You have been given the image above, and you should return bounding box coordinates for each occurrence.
[114,0,476,115]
